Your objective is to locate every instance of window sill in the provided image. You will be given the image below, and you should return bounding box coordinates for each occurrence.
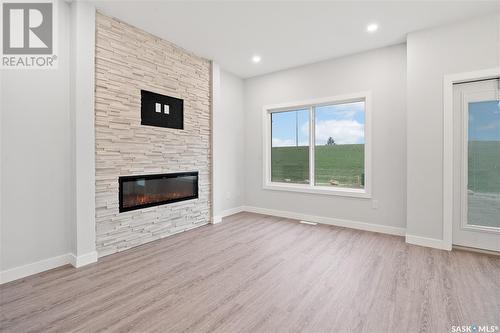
[263,182,371,198]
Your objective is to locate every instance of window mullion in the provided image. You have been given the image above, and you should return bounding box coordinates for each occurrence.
[309,106,315,187]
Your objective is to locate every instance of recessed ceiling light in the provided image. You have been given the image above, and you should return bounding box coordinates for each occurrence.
[366,23,378,33]
[252,55,261,63]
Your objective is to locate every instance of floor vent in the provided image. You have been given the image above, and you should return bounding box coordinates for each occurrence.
[299,220,318,226]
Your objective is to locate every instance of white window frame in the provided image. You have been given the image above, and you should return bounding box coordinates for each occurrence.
[443,67,500,250]
[262,91,372,198]
[459,86,500,234]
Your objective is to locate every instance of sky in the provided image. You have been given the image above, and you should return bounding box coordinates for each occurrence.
[468,100,500,141]
[271,101,365,147]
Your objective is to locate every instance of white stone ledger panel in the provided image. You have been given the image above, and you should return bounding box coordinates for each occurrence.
[94,12,212,257]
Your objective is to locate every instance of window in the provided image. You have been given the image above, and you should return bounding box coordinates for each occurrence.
[271,109,309,184]
[263,92,371,198]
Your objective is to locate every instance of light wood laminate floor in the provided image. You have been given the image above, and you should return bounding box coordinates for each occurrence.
[1,212,499,333]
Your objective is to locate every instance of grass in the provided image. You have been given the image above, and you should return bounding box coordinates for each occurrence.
[271,144,364,188]
[270,141,500,193]
[468,141,500,194]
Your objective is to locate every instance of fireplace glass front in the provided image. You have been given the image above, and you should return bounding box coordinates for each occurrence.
[119,172,198,212]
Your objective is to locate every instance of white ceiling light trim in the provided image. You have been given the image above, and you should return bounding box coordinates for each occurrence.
[366,23,379,33]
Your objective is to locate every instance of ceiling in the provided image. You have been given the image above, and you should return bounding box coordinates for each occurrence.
[92,1,499,78]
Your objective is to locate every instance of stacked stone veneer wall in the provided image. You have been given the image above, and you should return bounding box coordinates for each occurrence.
[94,12,211,257]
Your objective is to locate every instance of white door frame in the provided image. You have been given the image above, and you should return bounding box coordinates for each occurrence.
[443,67,500,250]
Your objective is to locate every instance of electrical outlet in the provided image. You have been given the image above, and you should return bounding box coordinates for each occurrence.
[372,200,379,209]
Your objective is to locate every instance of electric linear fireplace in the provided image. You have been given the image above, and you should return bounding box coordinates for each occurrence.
[119,172,198,213]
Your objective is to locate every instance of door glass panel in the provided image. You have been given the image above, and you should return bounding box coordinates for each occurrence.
[467,100,500,228]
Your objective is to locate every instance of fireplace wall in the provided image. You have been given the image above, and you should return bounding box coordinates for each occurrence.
[94,13,211,256]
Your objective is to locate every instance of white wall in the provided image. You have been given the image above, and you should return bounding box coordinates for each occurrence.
[70,1,97,265]
[1,1,72,271]
[213,69,245,220]
[244,44,407,230]
[406,14,500,242]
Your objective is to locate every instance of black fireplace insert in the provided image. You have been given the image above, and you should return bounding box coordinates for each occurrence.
[119,172,198,213]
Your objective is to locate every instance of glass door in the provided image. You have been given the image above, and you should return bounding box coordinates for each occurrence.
[453,79,500,252]
[467,100,500,229]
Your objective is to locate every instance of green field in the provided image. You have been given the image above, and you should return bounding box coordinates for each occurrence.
[270,141,500,192]
[468,141,500,194]
[271,144,364,188]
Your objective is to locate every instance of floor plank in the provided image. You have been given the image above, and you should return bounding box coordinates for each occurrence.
[1,212,499,332]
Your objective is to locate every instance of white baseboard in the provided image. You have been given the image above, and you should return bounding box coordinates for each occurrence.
[69,251,98,268]
[0,253,72,284]
[405,234,452,251]
[241,206,406,236]
[0,250,99,284]
[242,206,452,251]
[213,206,245,224]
